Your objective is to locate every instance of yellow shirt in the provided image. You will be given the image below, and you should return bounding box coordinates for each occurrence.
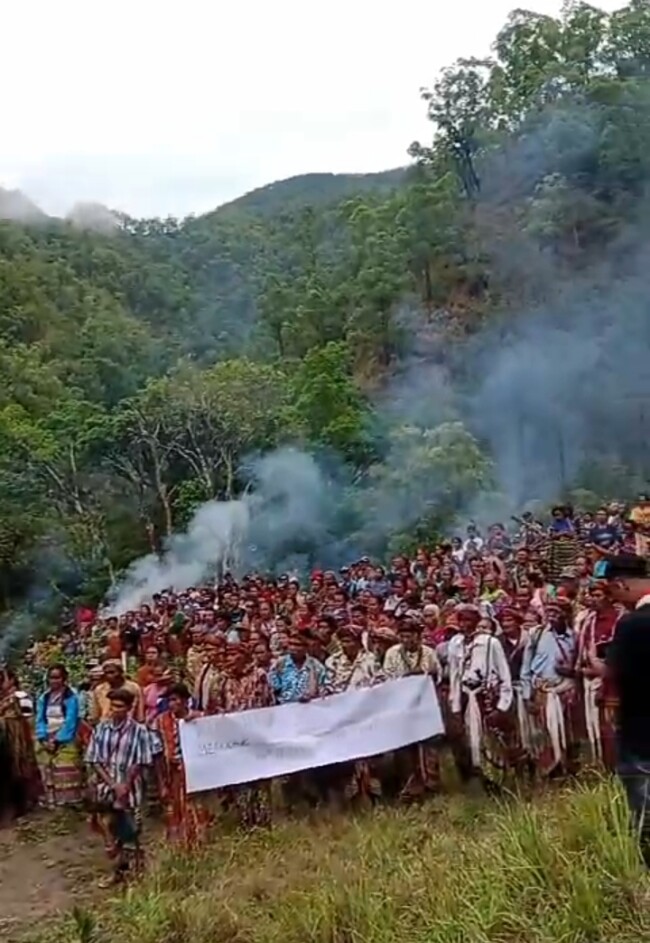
[631,505,650,529]
[89,679,144,724]
[186,646,206,686]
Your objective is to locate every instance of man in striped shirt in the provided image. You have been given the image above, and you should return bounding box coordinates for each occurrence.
[86,687,153,885]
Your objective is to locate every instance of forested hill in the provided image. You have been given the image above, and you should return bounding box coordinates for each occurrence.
[3,0,650,624]
[214,169,408,218]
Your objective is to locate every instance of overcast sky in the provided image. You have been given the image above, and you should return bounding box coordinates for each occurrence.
[1,0,621,218]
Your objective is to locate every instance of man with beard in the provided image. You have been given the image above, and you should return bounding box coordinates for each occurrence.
[453,615,514,789]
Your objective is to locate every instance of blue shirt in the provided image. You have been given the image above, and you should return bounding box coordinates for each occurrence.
[589,523,620,549]
[521,627,577,700]
[269,654,328,704]
[35,688,80,744]
[550,519,574,535]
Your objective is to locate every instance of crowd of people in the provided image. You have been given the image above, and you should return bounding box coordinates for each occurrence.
[2,495,650,884]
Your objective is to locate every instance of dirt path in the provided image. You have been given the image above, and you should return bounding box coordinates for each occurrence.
[0,812,107,942]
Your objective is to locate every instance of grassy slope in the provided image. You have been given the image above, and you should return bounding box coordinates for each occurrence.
[36,780,650,943]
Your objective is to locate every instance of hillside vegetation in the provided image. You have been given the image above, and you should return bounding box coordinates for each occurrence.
[26,780,650,943]
[3,0,650,620]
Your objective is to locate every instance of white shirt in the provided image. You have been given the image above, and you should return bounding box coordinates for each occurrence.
[448,632,513,713]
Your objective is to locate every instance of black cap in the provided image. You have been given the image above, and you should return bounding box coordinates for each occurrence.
[595,554,650,580]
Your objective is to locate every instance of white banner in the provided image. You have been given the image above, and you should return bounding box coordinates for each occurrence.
[180,675,444,793]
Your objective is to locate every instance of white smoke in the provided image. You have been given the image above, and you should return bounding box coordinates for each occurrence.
[104,447,344,615]
[0,186,47,223]
[66,201,120,233]
[104,498,250,615]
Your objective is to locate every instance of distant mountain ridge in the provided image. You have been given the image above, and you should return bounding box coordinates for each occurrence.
[0,164,413,368]
[0,187,121,232]
[212,169,408,218]
[0,167,408,228]
[0,187,47,223]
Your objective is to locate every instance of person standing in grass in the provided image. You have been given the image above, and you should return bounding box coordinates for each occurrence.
[521,598,579,778]
[216,642,274,828]
[597,554,650,867]
[383,617,442,801]
[576,582,622,770]
[86,687,153,886]
[35,664,82,808]
[268,632,328,808]
[155,682,210,848]
[0,669,41,823]
[323,625,383,804]
[451,615,516,789]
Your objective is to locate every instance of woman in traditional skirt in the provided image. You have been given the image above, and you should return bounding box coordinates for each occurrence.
[0,669,41,822]
[155,682,210,847]
[35,664,83,807]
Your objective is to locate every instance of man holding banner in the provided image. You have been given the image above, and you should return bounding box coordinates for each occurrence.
[383,618,443,801]
[323,625,382,804]
[268,632,330,807]
[179,672,445,800]
[212,641,275,827]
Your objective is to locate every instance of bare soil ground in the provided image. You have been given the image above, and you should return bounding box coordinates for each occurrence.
[0,812,106,942]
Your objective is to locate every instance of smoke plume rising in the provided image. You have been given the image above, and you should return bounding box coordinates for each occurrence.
[380,98,650,533]
[106,448,353,614]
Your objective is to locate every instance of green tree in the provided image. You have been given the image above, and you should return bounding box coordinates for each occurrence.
[170,359,292,500]
[290,342,369,461]
[357,421,492,553]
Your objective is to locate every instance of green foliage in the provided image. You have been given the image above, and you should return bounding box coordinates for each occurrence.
[3,0,650,621]
[357,422,493,555]
[290,342,370,461]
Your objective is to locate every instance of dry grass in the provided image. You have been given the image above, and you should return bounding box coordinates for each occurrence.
[33,779,650,943]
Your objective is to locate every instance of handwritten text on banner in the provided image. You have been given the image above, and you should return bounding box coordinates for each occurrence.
[180,675,444,793]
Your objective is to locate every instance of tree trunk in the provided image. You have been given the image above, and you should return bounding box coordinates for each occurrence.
[145,520,157,553]
[224,454,234,500]
[423,263,433,312]
[160,487,173,538]
[68,443,85,516]
[149,443,173,537]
